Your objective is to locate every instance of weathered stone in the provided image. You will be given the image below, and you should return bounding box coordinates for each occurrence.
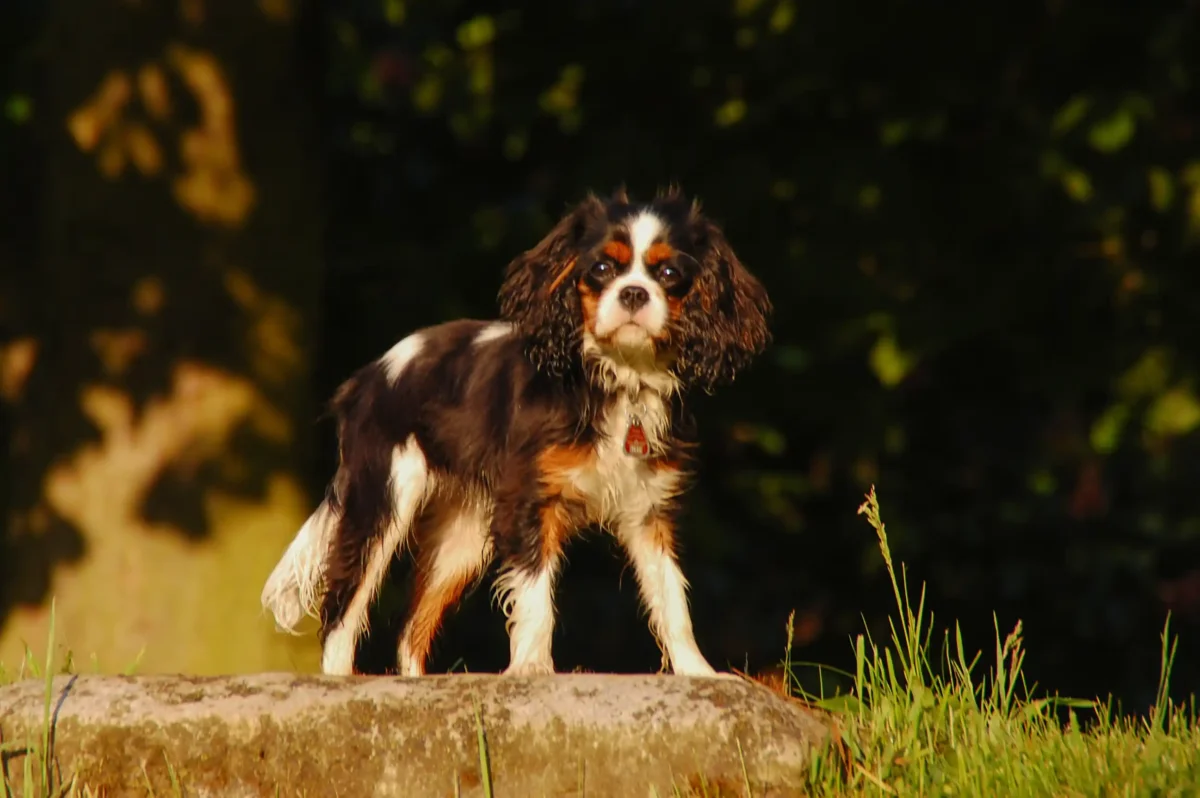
[0,672,829,797]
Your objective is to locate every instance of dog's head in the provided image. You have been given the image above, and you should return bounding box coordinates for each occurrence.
[498,187,772,392]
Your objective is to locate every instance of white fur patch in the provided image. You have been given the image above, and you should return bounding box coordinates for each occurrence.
[380,332,425,384]
[322,437,433,675]
[473,321,513,346]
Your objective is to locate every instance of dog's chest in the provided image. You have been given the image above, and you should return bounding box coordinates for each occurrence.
[564,397,679,528]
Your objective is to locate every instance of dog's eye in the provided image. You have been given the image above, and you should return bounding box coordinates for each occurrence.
[590,261,614,278]
[658,265,681,284]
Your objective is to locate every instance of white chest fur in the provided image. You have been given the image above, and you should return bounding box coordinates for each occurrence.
[564,392,681,530]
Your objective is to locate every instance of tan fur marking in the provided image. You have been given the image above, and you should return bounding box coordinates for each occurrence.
[538,503,574,560]
[537,444,593,499]
[645,242,675,266]
[401,503,490,670]
[646,512,676,551]
[577,278,600,336]
[665,295,685,325]
[603,240,633,265]
[536,444,593,558]
[547,256,578,295]
[404,566,475,668]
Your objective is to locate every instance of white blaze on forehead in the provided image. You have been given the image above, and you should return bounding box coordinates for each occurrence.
[627,211,666,274]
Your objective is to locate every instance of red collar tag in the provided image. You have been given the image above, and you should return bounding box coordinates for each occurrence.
[623,417,650,458]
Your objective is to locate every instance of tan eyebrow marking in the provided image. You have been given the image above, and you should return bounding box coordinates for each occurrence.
[645,242,675,266]
[603,240,633,265]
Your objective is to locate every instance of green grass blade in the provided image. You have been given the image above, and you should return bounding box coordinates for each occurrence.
[472,695,493,798]
[736,737,752,798]
[41,599,56,795]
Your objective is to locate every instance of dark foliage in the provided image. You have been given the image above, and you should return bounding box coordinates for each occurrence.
[5,0,1200,710]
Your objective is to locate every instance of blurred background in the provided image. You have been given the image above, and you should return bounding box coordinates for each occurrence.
[3,0,1200,714]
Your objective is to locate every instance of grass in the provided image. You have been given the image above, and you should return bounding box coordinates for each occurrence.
[0,600,100,798]
[789,487,1200,796]
[3,486,1198,796]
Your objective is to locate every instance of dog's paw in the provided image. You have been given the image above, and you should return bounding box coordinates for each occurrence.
[670,654,719,678]
[502,661,556,677]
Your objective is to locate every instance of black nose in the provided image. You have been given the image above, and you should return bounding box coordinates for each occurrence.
[618,285,650,312]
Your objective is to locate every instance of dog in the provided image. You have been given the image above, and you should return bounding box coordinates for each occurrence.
[261,186,772,677]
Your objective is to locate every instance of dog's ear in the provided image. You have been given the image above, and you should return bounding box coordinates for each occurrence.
[498,195,607,375]
[672,209,772,391]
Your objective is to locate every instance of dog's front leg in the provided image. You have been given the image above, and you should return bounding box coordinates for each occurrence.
[617,511,718,676]
[491,478,569,676]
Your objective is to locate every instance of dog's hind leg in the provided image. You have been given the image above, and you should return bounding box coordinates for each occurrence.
[396,496,493,676]
[319,436,433,675]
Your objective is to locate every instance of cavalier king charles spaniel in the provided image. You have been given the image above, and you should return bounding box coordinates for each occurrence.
[261,186,772,677]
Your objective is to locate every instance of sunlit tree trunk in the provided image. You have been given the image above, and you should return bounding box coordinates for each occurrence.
[0,0,324,674]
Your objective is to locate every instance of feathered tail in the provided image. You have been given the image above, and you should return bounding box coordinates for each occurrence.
[261,499,338,634]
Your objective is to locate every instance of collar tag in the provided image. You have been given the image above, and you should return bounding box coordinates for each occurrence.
[623,416,651,458]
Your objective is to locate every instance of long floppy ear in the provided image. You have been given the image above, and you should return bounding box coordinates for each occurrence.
[498,195,607,375]
[673,213,773,391]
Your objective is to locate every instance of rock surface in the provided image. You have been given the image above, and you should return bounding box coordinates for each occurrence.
[0,672,829,797]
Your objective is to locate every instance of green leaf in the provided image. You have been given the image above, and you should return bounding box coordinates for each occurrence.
[1028,469,1057,495]
[456,16,496,50]
[869,332,915,388]
[1051,94,1091,136]
[769,1,796,33]
[1118,348,1171,397]
[814,693,862,713]
[1148,167,1174,210]
[1061,169,1092,202]
[773,345,808,371]
[468,57,494,96]
[412,75,443,113]
[715,98,747,127]
[4,94,32,124]
[540,65,585,115]
[880,119,911,147]
[756,426,787,456]
[1146,387,1200,438]
[1090,403,1130,454]
[1088,108,1136,153]
[383,0,405,26]
[734,0,765,17]
[735,27,757,48]
[859,184,882,210]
